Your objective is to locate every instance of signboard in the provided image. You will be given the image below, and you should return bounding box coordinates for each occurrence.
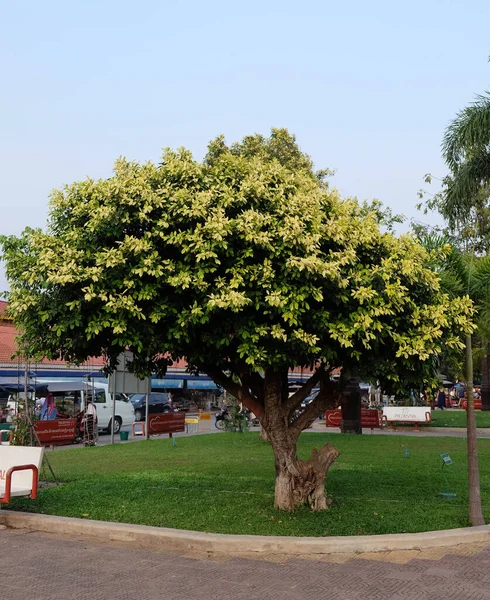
[326,409,342,427]
[382,406,431,423]
[148,412,185,436]
[361,409,381,429]
[441,453,453,465]
[325,409,381,428]
[34,419,77,446]
[152,379,184,389]
[186,380,219,390]
[108,351,150,395]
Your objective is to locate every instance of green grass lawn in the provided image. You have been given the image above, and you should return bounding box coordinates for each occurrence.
[10,432,490,537]
[429,410,490,428]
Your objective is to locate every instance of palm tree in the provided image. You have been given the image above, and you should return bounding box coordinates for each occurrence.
[444,249,488,527]
[437,84,490,527]
[442,93,490,227]
[419,234,487,526]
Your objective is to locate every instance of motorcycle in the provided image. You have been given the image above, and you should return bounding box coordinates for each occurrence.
[215,406,259,430]
[242,408,260,428]
[215,405,230,430]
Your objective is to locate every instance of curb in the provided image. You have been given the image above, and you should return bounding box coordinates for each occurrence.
[1,510,490,555]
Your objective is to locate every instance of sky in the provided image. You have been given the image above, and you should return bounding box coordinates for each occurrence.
[1,0,489,292]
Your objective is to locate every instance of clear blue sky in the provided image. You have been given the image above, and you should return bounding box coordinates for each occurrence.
[1,0,489,291]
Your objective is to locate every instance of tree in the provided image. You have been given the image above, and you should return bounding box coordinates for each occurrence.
[419,236,489,526]
[441,89,490,415]
[443,249,490,527]
[1,130,473,511]
[419,79,490,526]
[442,93,490,226]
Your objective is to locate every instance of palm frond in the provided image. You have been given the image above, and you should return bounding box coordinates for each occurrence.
[446,246,471,285]
[471,255,490,296]
[417,232,452,251]
[441,151,490,224]
[475,295,490,340]
[438,268,466,297]
[443,93,490,170]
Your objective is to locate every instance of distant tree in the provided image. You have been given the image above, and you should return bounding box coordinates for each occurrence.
[442,93,490,226]
[417,75,490,527]
[1,130,473,511]
[418,233,490,527]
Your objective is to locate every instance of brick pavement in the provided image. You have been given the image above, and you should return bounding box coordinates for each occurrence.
[2,528,490,599]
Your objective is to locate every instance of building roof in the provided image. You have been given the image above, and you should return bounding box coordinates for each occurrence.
[0,323,18,363]
[0,301,10,319]
[0,320,105,367]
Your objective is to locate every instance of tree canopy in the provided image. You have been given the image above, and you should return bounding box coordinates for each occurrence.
[442,92,490,221]
[2,130,472,393]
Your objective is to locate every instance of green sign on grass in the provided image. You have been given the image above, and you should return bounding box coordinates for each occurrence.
[440,453,456,498]
[441,453,453,465]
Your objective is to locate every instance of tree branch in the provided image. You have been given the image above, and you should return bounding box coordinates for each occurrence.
[241,371,265,404]
[203,365,264,417]
[285,367,325,414]
[290,378,338,436]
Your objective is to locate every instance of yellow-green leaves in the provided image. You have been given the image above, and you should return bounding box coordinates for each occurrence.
[0,129,475,384]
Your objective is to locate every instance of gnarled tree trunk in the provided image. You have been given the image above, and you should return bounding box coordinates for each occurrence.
[205,364,340,511]
[271,430,339,510]
[263,369,340,510]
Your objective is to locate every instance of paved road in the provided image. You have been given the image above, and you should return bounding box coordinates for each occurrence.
[3,528,490,599]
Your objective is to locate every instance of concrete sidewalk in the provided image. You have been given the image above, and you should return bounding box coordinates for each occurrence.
[2,528,490,599]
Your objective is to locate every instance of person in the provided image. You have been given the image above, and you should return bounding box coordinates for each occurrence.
[436,387,446,410]
[4,408,12,423]
[453,380,465,408]
[40,394,57,420]
[36,396,45,417]
[83,400,97,446]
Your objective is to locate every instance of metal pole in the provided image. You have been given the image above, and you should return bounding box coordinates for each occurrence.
[24,360,29,419]
[144,377,149,441]
[24,359,32,445]
[110,376,116,445]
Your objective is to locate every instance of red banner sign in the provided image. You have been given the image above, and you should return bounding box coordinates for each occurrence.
[148,412,185,436]
[34,419,78,446]
[361,409,381,428]
[325,409,381,429]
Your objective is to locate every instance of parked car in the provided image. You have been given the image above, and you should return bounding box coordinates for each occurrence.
[301,389,320,409]
[130,393,173,421]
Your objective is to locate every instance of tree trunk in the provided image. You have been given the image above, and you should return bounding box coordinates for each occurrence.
[208,366,341,511]
[481,353,490,411]
[466,334,485,526]
[259,369,340,511]
[341,371,362,434]
[259,426,269,442]
[271,430,339,511]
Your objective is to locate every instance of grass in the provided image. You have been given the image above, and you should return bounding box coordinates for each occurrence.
[429,410,490,428]
[10,432,490,537]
